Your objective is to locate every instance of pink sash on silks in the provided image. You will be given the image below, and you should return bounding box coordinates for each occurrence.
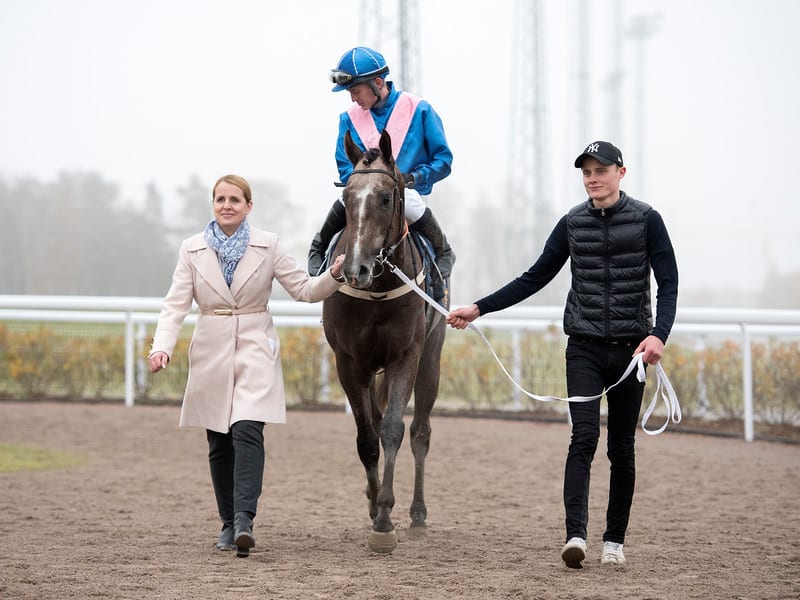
[347,92,421,158]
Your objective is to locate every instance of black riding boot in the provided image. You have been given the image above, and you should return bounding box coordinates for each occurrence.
[231,420,264,558]
[410,208,456,301]
[308,200,347,275]
[207,429,236,551]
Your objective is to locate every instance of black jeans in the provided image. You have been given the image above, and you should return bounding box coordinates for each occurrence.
[207,420,265,523]
[563,338,644,544]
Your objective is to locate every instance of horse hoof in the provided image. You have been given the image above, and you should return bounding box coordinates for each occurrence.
[368,529,397,553]
[407,524,428,540]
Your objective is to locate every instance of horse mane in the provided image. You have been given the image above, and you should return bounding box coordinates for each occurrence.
[361,148,382,166]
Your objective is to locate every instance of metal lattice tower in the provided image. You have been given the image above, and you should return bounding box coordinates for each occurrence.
[605,0,625,144]
[358,0,421,93]
[506,0,550,276]
[575,0,589,145]
[626,12,661,202]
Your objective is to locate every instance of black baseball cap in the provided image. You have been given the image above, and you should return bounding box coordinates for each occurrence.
[574,141,624,168]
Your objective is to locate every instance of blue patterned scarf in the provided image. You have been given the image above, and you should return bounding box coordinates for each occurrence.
[204,219,250,287]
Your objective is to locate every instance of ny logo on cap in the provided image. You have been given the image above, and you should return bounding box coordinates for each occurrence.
[587,143,600,153]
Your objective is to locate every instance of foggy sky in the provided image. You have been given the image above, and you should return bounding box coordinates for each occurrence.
[2,0,799,304]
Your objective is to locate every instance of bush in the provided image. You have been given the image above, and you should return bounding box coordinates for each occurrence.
[0,322,798,436]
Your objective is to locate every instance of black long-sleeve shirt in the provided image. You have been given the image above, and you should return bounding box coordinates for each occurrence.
[475,210,679,343]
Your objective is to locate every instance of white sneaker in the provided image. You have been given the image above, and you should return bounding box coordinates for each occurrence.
[561,537,587,569]
[601,541,625,565]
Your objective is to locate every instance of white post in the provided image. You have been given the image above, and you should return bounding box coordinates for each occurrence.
[511,329,521,410]
[135,322,147,398]
[695,336,708,416]
[318,330,330,405]
[741,324,754,442]
[124,311,135,407]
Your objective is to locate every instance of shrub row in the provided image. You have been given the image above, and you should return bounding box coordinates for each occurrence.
[1,322,798,433]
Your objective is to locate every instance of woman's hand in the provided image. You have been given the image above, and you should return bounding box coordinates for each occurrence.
[148,351,169,373]
[329,254,345,280]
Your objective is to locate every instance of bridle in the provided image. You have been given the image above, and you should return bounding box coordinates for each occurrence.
[346,166,408,277]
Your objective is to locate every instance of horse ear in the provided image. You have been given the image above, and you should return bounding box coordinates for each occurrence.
[379,130,394,167]
[344,130,363,166]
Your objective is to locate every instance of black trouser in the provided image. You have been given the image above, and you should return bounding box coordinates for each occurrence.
[207,420,265,523]
[563,338,644,544]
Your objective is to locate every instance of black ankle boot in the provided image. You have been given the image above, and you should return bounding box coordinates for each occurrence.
[215,523,235,551]
[234,512,255,557]
[410,208,456,300]
[308,200,347,275]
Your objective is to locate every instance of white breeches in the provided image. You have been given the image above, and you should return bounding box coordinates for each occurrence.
[403,189,427,223]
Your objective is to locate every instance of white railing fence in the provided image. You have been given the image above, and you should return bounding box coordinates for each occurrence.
[1,295,799,442]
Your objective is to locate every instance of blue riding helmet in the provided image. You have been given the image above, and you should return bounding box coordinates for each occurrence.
[329,46,390,92]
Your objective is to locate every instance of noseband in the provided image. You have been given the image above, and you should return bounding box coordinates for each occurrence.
[347,167,407,276]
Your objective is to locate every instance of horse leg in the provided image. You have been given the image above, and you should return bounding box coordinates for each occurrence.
[368,364,418,553]
[336,362,382,522]
[355,407,381,521]
[408,397,432,534]
[363,378,385,519]
[408,320,445,535]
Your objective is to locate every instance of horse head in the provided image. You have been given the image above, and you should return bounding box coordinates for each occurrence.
[337,129,406,289]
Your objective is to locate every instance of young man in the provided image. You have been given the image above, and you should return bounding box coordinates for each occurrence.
[447,141,679,568]
[307,46,455,301]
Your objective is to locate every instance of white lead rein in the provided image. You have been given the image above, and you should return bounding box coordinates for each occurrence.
[386,262,682,435]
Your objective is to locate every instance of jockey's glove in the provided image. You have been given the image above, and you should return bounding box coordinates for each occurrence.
[402,172,416,189]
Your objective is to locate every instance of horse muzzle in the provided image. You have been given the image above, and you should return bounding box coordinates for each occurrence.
[343,260,378,289]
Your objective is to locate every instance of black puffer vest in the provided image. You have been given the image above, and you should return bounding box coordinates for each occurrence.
[563,191,653,341]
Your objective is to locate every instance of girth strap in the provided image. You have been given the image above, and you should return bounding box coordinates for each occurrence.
[336,269,425,301]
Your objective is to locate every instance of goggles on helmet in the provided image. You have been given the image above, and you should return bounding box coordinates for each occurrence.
[329,70,355,86]
[329,65,389,89]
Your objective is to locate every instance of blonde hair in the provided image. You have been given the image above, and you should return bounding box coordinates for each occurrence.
[212,174,252,204]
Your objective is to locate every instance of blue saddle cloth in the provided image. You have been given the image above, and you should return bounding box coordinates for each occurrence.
[323,230,448,305]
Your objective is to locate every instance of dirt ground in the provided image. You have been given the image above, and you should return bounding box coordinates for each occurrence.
[1,401,799,600]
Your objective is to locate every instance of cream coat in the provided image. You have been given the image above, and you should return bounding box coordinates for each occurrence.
[150,228,341,433]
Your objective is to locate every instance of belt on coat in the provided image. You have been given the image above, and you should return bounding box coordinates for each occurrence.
[199,307,268,316]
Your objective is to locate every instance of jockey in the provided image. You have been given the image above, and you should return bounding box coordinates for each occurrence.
[307,46,456,300]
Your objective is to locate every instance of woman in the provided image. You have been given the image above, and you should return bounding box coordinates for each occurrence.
[148,174,344,558]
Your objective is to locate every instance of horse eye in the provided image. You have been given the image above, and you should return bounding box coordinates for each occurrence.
[383,192,392,204]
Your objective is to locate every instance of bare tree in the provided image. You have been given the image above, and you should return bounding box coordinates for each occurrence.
[0,172,175,295]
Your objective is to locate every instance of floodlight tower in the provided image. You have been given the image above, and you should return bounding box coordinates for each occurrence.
[626,13,661,201]
[575,0,589,144]
[604,0,625,144]
[506,0,550,275]
[358,0,422,93]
